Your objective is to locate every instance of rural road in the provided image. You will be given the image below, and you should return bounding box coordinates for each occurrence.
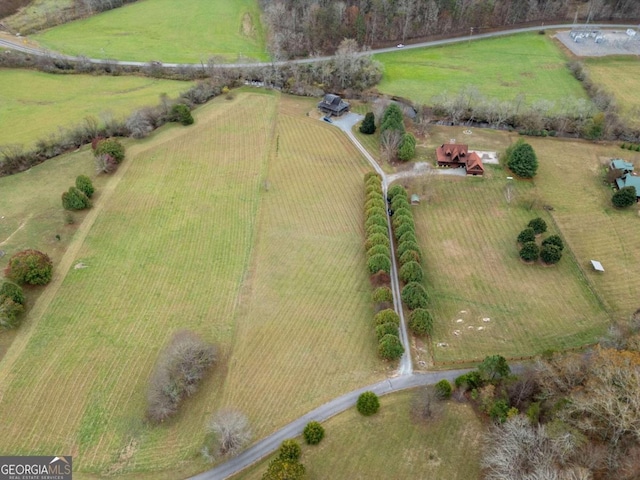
[190,369,471,480]
[1,23,637,67]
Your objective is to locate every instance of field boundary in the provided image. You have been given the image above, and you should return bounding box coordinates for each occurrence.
[547,211,613,316]
[0,137,158,395]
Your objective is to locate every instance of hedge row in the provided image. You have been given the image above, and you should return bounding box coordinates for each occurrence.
[516,218,563,265]
[363,173,403,361]
[387,185,433,337]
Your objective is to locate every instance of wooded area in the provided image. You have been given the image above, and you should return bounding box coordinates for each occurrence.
[261,0,640,57]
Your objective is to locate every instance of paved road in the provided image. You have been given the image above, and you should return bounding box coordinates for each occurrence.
[190,369,471,480]
[1,23,637,68]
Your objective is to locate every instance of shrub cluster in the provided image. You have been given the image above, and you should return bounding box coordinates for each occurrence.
[4,249,53,286]
[147,330,217,423]
[621,143,640,152]
[516,218,563,265]
[356,391,380,416]
[61,174,95,210]
[0,280,25,330]
[455,355,514,423]
[388,185,433,337]
[303,421,325,445]
[263,440,305,480]
[612,186,637,208]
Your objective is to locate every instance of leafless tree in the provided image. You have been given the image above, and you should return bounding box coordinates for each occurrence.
[205,409,252,460]
[146,330,216,423]
[380,129,402,163]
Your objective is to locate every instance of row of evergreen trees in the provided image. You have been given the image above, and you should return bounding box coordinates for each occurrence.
[363,172,404,361]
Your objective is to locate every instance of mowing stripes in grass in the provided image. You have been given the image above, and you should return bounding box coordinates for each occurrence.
[218,102,383,441]
[0,93,276,474]
[412,175,608,363]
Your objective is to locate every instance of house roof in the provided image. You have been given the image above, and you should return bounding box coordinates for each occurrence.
[317,94,349,114]
[610,159,634,171]
[466,152,484,173]
[616,174,640,193]
[436,143,468,164]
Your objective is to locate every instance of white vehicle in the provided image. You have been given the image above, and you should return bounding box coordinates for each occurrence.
[396,43,405,48]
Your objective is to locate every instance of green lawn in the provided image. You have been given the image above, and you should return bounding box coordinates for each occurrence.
[375,33,589,106]
[32,0,268,63]
[585,56,640,127]
[236,391,483,480]
[401,127,610,364]
[0,69,190,147]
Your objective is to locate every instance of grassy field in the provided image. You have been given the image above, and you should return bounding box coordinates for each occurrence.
[401,127,611,364]
[585,56,640,127]
[0,91,381,477]
[375,33,589,106]
[236,390,483,480]
[32,0,268,63]
[0,69,190,147]
[529,136,640,321]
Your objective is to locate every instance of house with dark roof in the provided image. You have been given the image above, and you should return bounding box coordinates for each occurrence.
[615,173,640,200]
[317,94,350,117]
[435,142,484,176]
[610,158,634,174]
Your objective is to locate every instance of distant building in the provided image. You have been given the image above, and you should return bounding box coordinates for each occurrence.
[610,158,634,175]
[615,174,640,200]
[435,142,484,176]
[317,94,350,117]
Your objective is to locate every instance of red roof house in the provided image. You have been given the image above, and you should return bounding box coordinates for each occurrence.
[465,152,484,176]
[436,143,468,167]
[435,142,484,176]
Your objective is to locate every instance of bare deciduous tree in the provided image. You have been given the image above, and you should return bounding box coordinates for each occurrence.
[380,129,402,163]
[204,409,252,460]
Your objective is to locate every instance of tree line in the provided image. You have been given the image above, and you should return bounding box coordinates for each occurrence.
[260,0,640,57]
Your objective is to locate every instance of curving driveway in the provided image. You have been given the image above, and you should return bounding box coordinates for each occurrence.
[189,369,471,480]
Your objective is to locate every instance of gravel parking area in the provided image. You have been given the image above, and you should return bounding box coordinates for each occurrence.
[555,29,640,57]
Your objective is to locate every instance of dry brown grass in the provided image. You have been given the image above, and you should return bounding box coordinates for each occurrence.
[0,92,382,477]
[235,391,483,480]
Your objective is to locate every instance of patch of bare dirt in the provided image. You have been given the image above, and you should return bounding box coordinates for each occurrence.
[241,12,256,39]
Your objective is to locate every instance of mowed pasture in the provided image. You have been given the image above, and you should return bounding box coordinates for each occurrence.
[375,33,589,106]
[585,56,640,127]
[529,136,640,321]
[32,0,267,63]
[236,391,482,480]
[404,129,610,363]
[0,92,381,477]
[0,69,189,147]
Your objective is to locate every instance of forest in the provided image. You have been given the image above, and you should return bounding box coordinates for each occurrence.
[260,0,640,57]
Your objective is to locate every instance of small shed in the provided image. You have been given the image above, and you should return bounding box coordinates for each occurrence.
[410,194,420,205]
[317,94,350,117]
[591,260,605,272]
